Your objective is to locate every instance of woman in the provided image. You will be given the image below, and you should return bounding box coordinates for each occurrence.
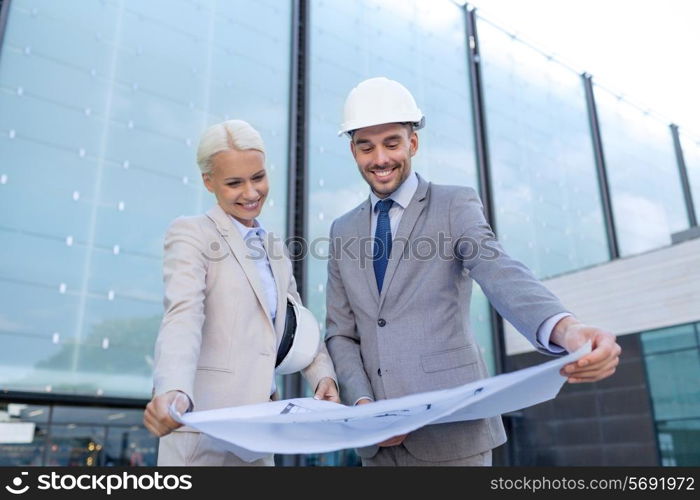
[144,120,339,466]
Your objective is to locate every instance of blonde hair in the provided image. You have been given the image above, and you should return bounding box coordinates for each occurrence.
[196,119,265,174]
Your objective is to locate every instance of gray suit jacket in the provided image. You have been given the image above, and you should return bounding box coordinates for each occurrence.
[325,174,567,461]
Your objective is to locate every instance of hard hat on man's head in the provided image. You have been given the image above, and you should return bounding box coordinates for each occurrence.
[338,77,425,137]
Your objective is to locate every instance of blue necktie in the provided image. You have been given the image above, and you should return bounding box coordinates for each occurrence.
[373,199,394,293]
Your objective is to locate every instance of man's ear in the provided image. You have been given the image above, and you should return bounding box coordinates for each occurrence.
[409,131,419,157]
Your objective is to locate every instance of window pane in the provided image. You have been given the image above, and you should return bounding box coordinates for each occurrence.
[594,86,689,256]
[104,426,157,466]
[478,17,609,279]
[0,402,49,466]
[45,424,105,466]
[644,348,700,421]
[641,323,697,354]
[679,132,700,223]
[657,419,700,466]
[471,285,494,376]
[0,0,291,398]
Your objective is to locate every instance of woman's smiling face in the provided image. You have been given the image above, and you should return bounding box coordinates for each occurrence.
[203,148,268,227]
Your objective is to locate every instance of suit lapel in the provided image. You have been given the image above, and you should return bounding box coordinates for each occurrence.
[263,231,287,339]
[205,205,274,332]
[354,198,380,305]
[378,176,430,310]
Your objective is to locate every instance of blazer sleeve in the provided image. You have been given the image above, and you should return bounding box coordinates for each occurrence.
[152,217,208,401]
[449,187,570,355]
[324,220,375,405]
[282,243,337,392]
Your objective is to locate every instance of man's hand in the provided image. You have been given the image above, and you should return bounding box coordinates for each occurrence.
[143,390,191,437]
[314,377,341,403]
[551,317,621,383]
[356,398,408,447]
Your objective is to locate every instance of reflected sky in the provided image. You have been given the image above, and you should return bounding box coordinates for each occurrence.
[0,0,291,398]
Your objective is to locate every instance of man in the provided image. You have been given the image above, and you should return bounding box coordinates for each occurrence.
[325,77,621,466]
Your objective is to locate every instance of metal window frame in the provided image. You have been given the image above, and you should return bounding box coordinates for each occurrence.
[284,0,308,402]
[464,5,507,380]
[582,73,620,259]
[670,124,698,227]
[281,0,309,467]
[0,390,149,409]
[0,0,11,61]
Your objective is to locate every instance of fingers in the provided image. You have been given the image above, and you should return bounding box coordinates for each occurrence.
[156,397,183,429]
[561,332,620,368]
[143,411,174,437]
[314,378,340,403]
[173,392,191,411]
[143,406,173,437]
[562,351,620,375]
[378,434,407,447]
[567,367,617,383]
[558,329,621,384]
[325,393,341,403]
[570,355,620,375]
[575,331,618,367]
[143,392,186,437]
[563,356,620,383]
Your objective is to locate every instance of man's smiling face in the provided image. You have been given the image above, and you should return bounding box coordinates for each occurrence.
[350,122,418,198]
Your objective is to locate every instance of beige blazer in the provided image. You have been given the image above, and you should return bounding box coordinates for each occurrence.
[153,204,336,465]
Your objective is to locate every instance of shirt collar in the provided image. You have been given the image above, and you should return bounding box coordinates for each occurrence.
[229,215,266,241]
[369,171,419,211]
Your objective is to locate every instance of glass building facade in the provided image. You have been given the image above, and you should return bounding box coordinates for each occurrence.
[477,17,608,279]
[641,322,700,466]
[0,0,698,465]
[593,86,690,256]
[680,132,700,223]
[0,0,290,399]
[0,401,154,466]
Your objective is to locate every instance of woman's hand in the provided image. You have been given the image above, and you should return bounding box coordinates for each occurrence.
[143,390,191,437]
[314,377,340,403]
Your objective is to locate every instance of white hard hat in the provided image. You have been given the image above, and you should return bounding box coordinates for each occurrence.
[275,293,321,375]
[338,76,425,137]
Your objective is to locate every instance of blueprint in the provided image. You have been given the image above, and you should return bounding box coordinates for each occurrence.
[171,342,590,461]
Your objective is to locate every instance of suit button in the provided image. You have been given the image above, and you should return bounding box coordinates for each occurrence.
[377,368,382,376]
[377,318,386,327]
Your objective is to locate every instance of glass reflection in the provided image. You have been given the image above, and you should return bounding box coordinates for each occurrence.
[0,401,157,466]
[477,17,608,279]
[0,0,291,398]
[641,323,700,466]
[679,131,700,223]
[0,403,49,466]
[594,86,689,256]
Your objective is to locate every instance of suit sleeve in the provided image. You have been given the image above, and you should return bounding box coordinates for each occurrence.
[152,217,207,402]
[325,220,374,405]
[282,246,338,391]
[449,188,570,354]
